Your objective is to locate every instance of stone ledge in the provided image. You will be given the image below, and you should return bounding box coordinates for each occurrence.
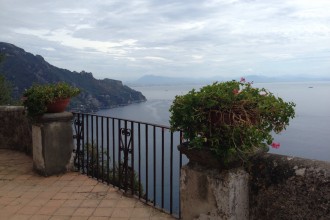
[35,111,73,123]
[0,106,25,111]
[248,153,330,219]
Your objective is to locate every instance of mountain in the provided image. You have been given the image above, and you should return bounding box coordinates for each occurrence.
[131,74,200,85]
[128,74,330,86]
[0,42,146,112]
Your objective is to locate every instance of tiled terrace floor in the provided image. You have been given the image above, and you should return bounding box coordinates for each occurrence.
[0,149,175,220]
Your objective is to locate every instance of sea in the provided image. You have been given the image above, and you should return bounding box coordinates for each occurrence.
[98,81,330,162]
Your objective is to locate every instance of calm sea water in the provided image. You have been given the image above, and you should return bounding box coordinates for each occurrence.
[98,82,330,162]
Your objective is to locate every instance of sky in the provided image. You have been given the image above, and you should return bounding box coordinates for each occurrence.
[1,0,330,81]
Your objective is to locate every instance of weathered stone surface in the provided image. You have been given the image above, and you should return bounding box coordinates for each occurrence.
[248,153,330,220]
[32,112,74,176]
[181,164,249,220]
[0,106,32,154]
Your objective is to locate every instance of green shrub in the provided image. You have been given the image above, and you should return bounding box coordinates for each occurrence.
[170,79,296,163]
[0,75,12,105]
[82,142,143,195]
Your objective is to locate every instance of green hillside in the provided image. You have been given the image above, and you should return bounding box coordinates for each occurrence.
[0,42,146,112]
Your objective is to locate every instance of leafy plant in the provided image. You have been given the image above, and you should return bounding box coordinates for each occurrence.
[169,79,296,163]
[81,142,143,195]
[23,82,80,117]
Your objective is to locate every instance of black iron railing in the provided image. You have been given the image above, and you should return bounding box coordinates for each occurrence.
[72,112,184,218]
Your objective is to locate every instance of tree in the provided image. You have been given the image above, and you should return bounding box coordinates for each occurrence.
[0,54,12,105]
[0,75,12,105]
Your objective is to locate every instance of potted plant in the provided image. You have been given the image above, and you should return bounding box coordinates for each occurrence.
[23,82,80,117]
[169,78,296,168]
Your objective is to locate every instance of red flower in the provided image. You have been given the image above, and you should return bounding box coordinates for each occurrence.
[240,77,246,83]
[271,142,280,149]
[232,89,239,95]
[21,96,28,101]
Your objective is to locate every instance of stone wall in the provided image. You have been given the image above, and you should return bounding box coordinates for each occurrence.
[0,106,32,154]
[248,153,330,220]
[180,153,330,219]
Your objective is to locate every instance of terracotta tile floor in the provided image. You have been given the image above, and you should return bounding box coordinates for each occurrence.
[0,149,176,220]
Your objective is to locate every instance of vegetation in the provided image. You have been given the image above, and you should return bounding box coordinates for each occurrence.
[0,54,12,105]
[0,75,12,105]
[23,82,80,117]
[170,79,296,163]
[81,142,143,195]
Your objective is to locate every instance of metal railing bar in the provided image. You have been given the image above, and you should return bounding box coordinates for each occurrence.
[138,122,141,198]
[91,115,94,177]
[96,116,99,180]
[107,117,110,184]
[153,126,156,206]
[101,117,104,181]
[72,112,170,129]
[86,114,89,175]
[161,127,165,209]
[81,114,85,173]
[170,131,174,214]
[179,130,183,219]
[145,124,149,203]
[130,121,134,195]
[118,119,122,188]
[112,118,116,185]
[72,112,183,218]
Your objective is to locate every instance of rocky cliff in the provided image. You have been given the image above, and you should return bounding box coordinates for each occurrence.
[0,42,146,112]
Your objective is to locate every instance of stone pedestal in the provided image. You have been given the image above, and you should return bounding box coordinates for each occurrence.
[180,164,249,220]
[32,112,74,176]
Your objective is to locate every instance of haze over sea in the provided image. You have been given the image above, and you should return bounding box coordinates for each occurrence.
[98,81,330,162]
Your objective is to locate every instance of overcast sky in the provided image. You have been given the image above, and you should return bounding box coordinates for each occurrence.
[1,0,330,81]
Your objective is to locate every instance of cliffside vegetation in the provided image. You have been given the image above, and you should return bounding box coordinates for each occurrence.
[0,54,13,105]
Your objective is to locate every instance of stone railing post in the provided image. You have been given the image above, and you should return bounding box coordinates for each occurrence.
[180,164,249,220]
[32,112,74,176]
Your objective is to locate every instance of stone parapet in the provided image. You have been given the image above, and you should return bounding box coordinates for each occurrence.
[0,106,32,154]
[180,153,330,219]
[248,153,330,220]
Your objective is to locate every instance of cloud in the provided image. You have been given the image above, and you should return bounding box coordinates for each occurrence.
[143,56,171,62]
[42,47,56,51]
[13,27,137,55]
[1,0,330,80]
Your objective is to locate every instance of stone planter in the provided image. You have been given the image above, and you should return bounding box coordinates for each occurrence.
[46,98,70,113]
[178,142,268,170]
[178,143,237,169]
